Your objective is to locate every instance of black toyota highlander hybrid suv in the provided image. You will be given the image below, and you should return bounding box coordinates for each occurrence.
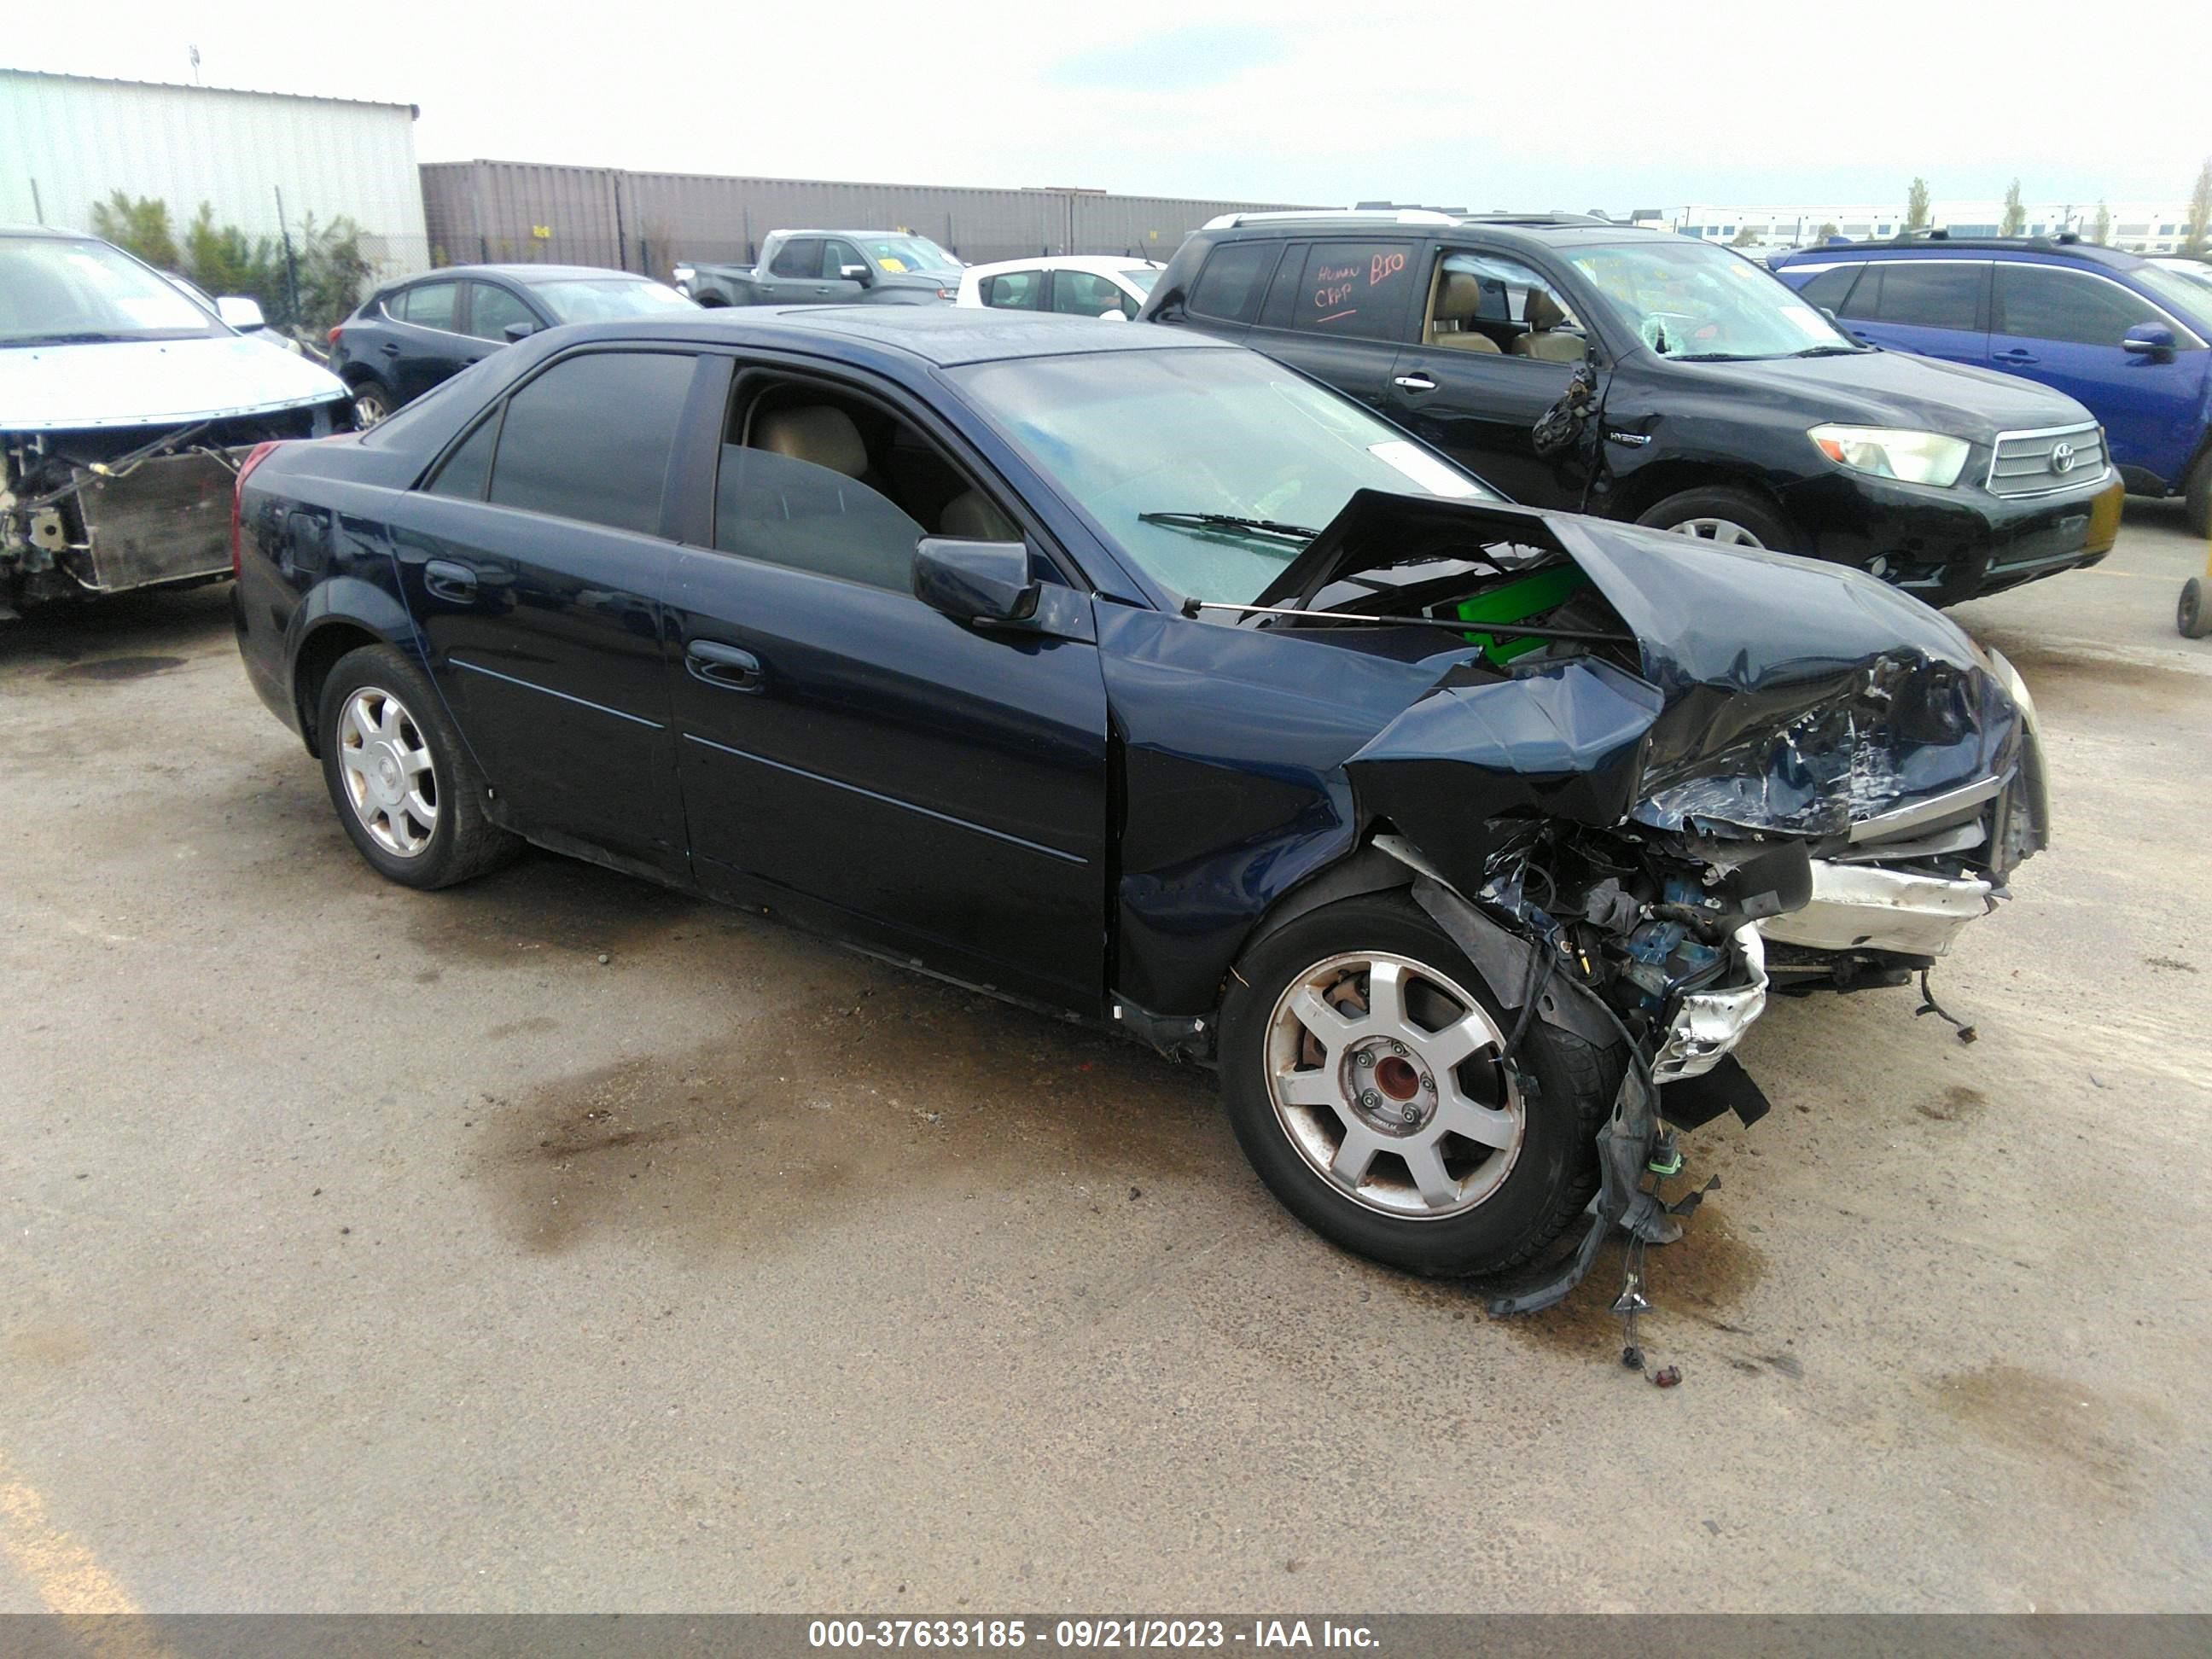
[1139,212,2124,605]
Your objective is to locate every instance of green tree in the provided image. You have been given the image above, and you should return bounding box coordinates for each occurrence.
[1817,221,1841,242]
[1729,225,1761,247]
[2091,201,2111,244]
[1905,178,1932,233]
[183,203,282,312]
[88,191,179,268]
[2185,159,2212,258]
[290,214,375,335]
[2000,179,2026,236]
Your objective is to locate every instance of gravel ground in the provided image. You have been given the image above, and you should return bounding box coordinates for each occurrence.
[3,505,2208,1614]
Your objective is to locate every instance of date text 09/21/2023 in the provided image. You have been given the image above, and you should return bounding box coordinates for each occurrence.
[807,1619,1381,1650]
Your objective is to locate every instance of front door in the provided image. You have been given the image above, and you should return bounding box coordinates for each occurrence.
[393,346,700,877]
[1386,247,1594,506]
[663,363,1112,1010]
[1988,263,2208,485]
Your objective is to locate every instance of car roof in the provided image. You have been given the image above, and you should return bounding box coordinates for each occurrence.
[1774,237,2148,271]
[379,264,649,290]
[964,254,1162,278]
[1197,214,1692,260]
[1,223,93,241]
[550,305,1238,367]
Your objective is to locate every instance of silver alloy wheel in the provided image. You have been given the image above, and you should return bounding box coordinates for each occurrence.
[336,685,438,858]
[1263,951,1523,1220]
[1667,516,1766,547]
[352,387,389,428]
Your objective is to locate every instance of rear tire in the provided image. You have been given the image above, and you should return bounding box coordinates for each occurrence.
[317,644,520,889]
[2185,451,2211,539]
[1635,486,1798,553]
[1218,893,1623,1278]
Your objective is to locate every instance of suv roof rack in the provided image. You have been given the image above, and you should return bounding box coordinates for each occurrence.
[1872,230,2104,253]
[1457,212,1617,227]
[1202,208,1459,230]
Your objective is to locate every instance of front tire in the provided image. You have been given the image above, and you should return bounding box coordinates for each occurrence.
[2186,451,2211,539]
[349,379,394,428]
[317,645,519,889]
[1219,893,1623,1278]
[1635,486,1798,553]
[2181,577,2210,640]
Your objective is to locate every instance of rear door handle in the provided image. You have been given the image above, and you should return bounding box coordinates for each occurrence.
[380,341,401,357]
[1394,372,1438,392]
[1993,349,2039,365]
[423,559,478,602]
[686,639,765,692]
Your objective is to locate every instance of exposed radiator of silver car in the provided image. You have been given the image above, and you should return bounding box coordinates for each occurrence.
[76,452,238,592]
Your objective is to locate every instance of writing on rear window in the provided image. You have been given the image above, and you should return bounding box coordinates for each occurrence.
[1296,243,1412,338]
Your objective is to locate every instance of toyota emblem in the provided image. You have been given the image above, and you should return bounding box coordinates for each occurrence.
[2050,442,2076,474]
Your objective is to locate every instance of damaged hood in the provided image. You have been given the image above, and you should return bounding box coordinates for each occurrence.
[1321,495,2027,857]
[0,335,349,432]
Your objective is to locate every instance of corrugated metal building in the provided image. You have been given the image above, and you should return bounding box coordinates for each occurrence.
[0,68,430,278]
[421,160,1315,276]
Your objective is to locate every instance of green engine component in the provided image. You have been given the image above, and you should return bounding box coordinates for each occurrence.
[1454,565,1592,666]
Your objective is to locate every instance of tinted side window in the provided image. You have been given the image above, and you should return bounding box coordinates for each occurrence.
[1867,262,1985,330]
[714,445,923,593]
[1291,242,1417,340]
[770,239,821,278]
[487,352,696,535]
[400,282,460,329]
[465,282,536,342]
[1998,266,2166,346]
[426,410,499,500]
[1796,265,1859,311]
[980,271,1041,310]
[1051,271,1132,317]
[1189,242,1278,323]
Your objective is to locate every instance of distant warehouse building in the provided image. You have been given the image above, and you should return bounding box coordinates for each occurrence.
[421,159,1316,276]
[0,67,430,278]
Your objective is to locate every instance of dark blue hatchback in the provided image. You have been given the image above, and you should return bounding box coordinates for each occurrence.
[1771,238,2212,532]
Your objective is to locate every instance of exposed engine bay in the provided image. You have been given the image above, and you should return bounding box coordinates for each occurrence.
[2,405,341,616]
[1196,491,2048,1312]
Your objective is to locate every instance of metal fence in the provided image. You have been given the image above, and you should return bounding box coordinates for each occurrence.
[420,160,1317,279]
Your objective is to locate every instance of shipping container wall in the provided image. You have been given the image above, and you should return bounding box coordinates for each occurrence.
[1,69,429,279]
[420,160,1316,277]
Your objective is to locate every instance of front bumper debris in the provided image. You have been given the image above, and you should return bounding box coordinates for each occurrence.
[1651,925,1768,1081]
[1759,862,1994,957]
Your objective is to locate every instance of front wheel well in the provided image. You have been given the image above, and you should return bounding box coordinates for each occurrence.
[292,622,383,755]
[1604,463,1792,528]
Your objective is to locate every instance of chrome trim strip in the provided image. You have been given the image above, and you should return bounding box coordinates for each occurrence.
[1847,775,2005,844]
[450,659,664,729]
[681,732,1089,865]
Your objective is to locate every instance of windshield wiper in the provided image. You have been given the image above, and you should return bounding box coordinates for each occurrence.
[1138,510,1320,543]
[1791,344,1865,357]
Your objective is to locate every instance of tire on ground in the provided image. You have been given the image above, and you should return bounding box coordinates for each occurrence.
[1634,485,1799,553]
[1218,891,1624,1278]
[316,643,521,890]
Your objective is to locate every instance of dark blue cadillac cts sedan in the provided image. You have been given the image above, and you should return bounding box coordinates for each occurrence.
[233,307,2044,1307]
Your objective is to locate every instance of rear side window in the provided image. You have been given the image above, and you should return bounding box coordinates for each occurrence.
[769,239,821,278]
[1795,265,1859,311]
[486,352,696,535]
[427,411,498,500]
[1290,242,1417,340]
[1188,242,1278,323]
[1846,262,1986,330]
[399,282,460,329]
[980,271,1041,310]
[1997,266,2170,347]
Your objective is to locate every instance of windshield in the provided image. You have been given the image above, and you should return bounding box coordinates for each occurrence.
[1567,239,1861,360]
[856,236,962,275]
[953,348,1497,604]
[2134,264,2212,331]
[1121,267,1161,294]
[531,278,696,322]
[0,235,225,346]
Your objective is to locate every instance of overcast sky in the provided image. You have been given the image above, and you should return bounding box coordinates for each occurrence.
[15,0,2210,209]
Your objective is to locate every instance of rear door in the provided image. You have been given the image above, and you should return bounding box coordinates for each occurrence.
[1385,244,1592,506]
[1834,258,1990,365]
[396,346,702,877]
[381,279,475,402]
[1242,238,1421,414]
[661,358,1112,1010]
[1988,262,2208,485]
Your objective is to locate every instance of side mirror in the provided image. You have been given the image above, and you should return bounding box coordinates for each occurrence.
[217,296,266,331]
[841,263,876,286]
[503,320,538,342]
[913,536,1039,626]
[2122,323,2175,359]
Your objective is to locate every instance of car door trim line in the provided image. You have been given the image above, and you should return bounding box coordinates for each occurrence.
[680,731,1089,864]
[451,658,666,728]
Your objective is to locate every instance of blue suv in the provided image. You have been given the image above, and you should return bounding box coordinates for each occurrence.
[1770,237,2212,533]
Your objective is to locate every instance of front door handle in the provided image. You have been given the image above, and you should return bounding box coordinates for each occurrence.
[686,639,765,692]
[423,559,477,602]
[1394,372,1438,392]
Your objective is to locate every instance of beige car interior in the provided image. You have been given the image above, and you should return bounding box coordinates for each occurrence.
[1422,258,1588,364]
[1511,288,1589,362]
[1423,269,1503,352]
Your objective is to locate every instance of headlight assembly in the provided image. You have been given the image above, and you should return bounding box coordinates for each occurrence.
[1808,424,1970,488]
